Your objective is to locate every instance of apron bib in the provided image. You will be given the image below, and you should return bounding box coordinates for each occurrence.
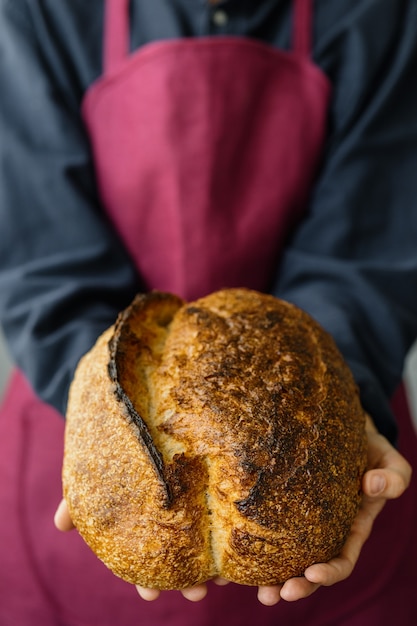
[1,1,416,624]
[82,0,330,300]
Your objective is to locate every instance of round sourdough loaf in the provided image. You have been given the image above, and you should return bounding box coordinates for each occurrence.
[63,288,367,589]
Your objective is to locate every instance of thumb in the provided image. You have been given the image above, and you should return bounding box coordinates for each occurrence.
[363,468,410,500]
[54,498,75,531]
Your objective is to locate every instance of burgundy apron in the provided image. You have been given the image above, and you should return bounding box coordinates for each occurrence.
[82,0,329,301]
[1,1,416,624]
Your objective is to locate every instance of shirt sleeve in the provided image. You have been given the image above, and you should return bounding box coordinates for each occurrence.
[274,0,417,443]
[0,0,142,415]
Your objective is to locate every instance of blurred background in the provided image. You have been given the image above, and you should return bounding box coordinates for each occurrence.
[1,324,417,424]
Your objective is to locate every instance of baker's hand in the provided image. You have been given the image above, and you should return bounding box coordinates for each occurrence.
[253,414,412,606]
[55,414,412,606]
[54,499,226,602]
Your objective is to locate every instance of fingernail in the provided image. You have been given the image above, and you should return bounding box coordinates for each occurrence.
[370,475,386,495]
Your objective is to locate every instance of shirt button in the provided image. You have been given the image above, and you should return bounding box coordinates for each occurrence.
[212,10,228,27]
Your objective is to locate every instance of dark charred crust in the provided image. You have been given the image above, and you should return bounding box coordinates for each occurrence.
[163,453,209,502]
[108,291,184,508]
[184,306,204,316]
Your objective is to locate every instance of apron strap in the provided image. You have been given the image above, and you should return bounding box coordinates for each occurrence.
[292,0,314,57]
[103,0,314,73]
[103,0,130,74]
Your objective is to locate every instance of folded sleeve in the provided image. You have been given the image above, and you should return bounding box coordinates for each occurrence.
[274,1,417,443]
[0,1,141,415]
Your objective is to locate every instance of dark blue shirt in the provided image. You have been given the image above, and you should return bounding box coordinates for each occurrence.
[1,0,417,443]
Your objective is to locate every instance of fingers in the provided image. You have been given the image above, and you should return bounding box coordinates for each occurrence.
[363,441,411,501]
[257,585,282,606]
[257,577,321,605]
[212,577,230,586]
[304,554,356,587]
[364,418,411,501]
[136,584,208,603]
[304,544,359,587]
[180,584,208,602]
[54,498,75,532]
[363,465,411,499]
[279,578,321,602]
[137,579,319,607]
[136,586,161,601]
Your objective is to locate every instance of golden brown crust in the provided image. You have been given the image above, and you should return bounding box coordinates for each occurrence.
[63,288,367,588]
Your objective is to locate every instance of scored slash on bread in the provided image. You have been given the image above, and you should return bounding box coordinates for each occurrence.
[63,288,367,589]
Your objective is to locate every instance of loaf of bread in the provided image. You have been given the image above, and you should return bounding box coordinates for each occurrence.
[63,288,367,589]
